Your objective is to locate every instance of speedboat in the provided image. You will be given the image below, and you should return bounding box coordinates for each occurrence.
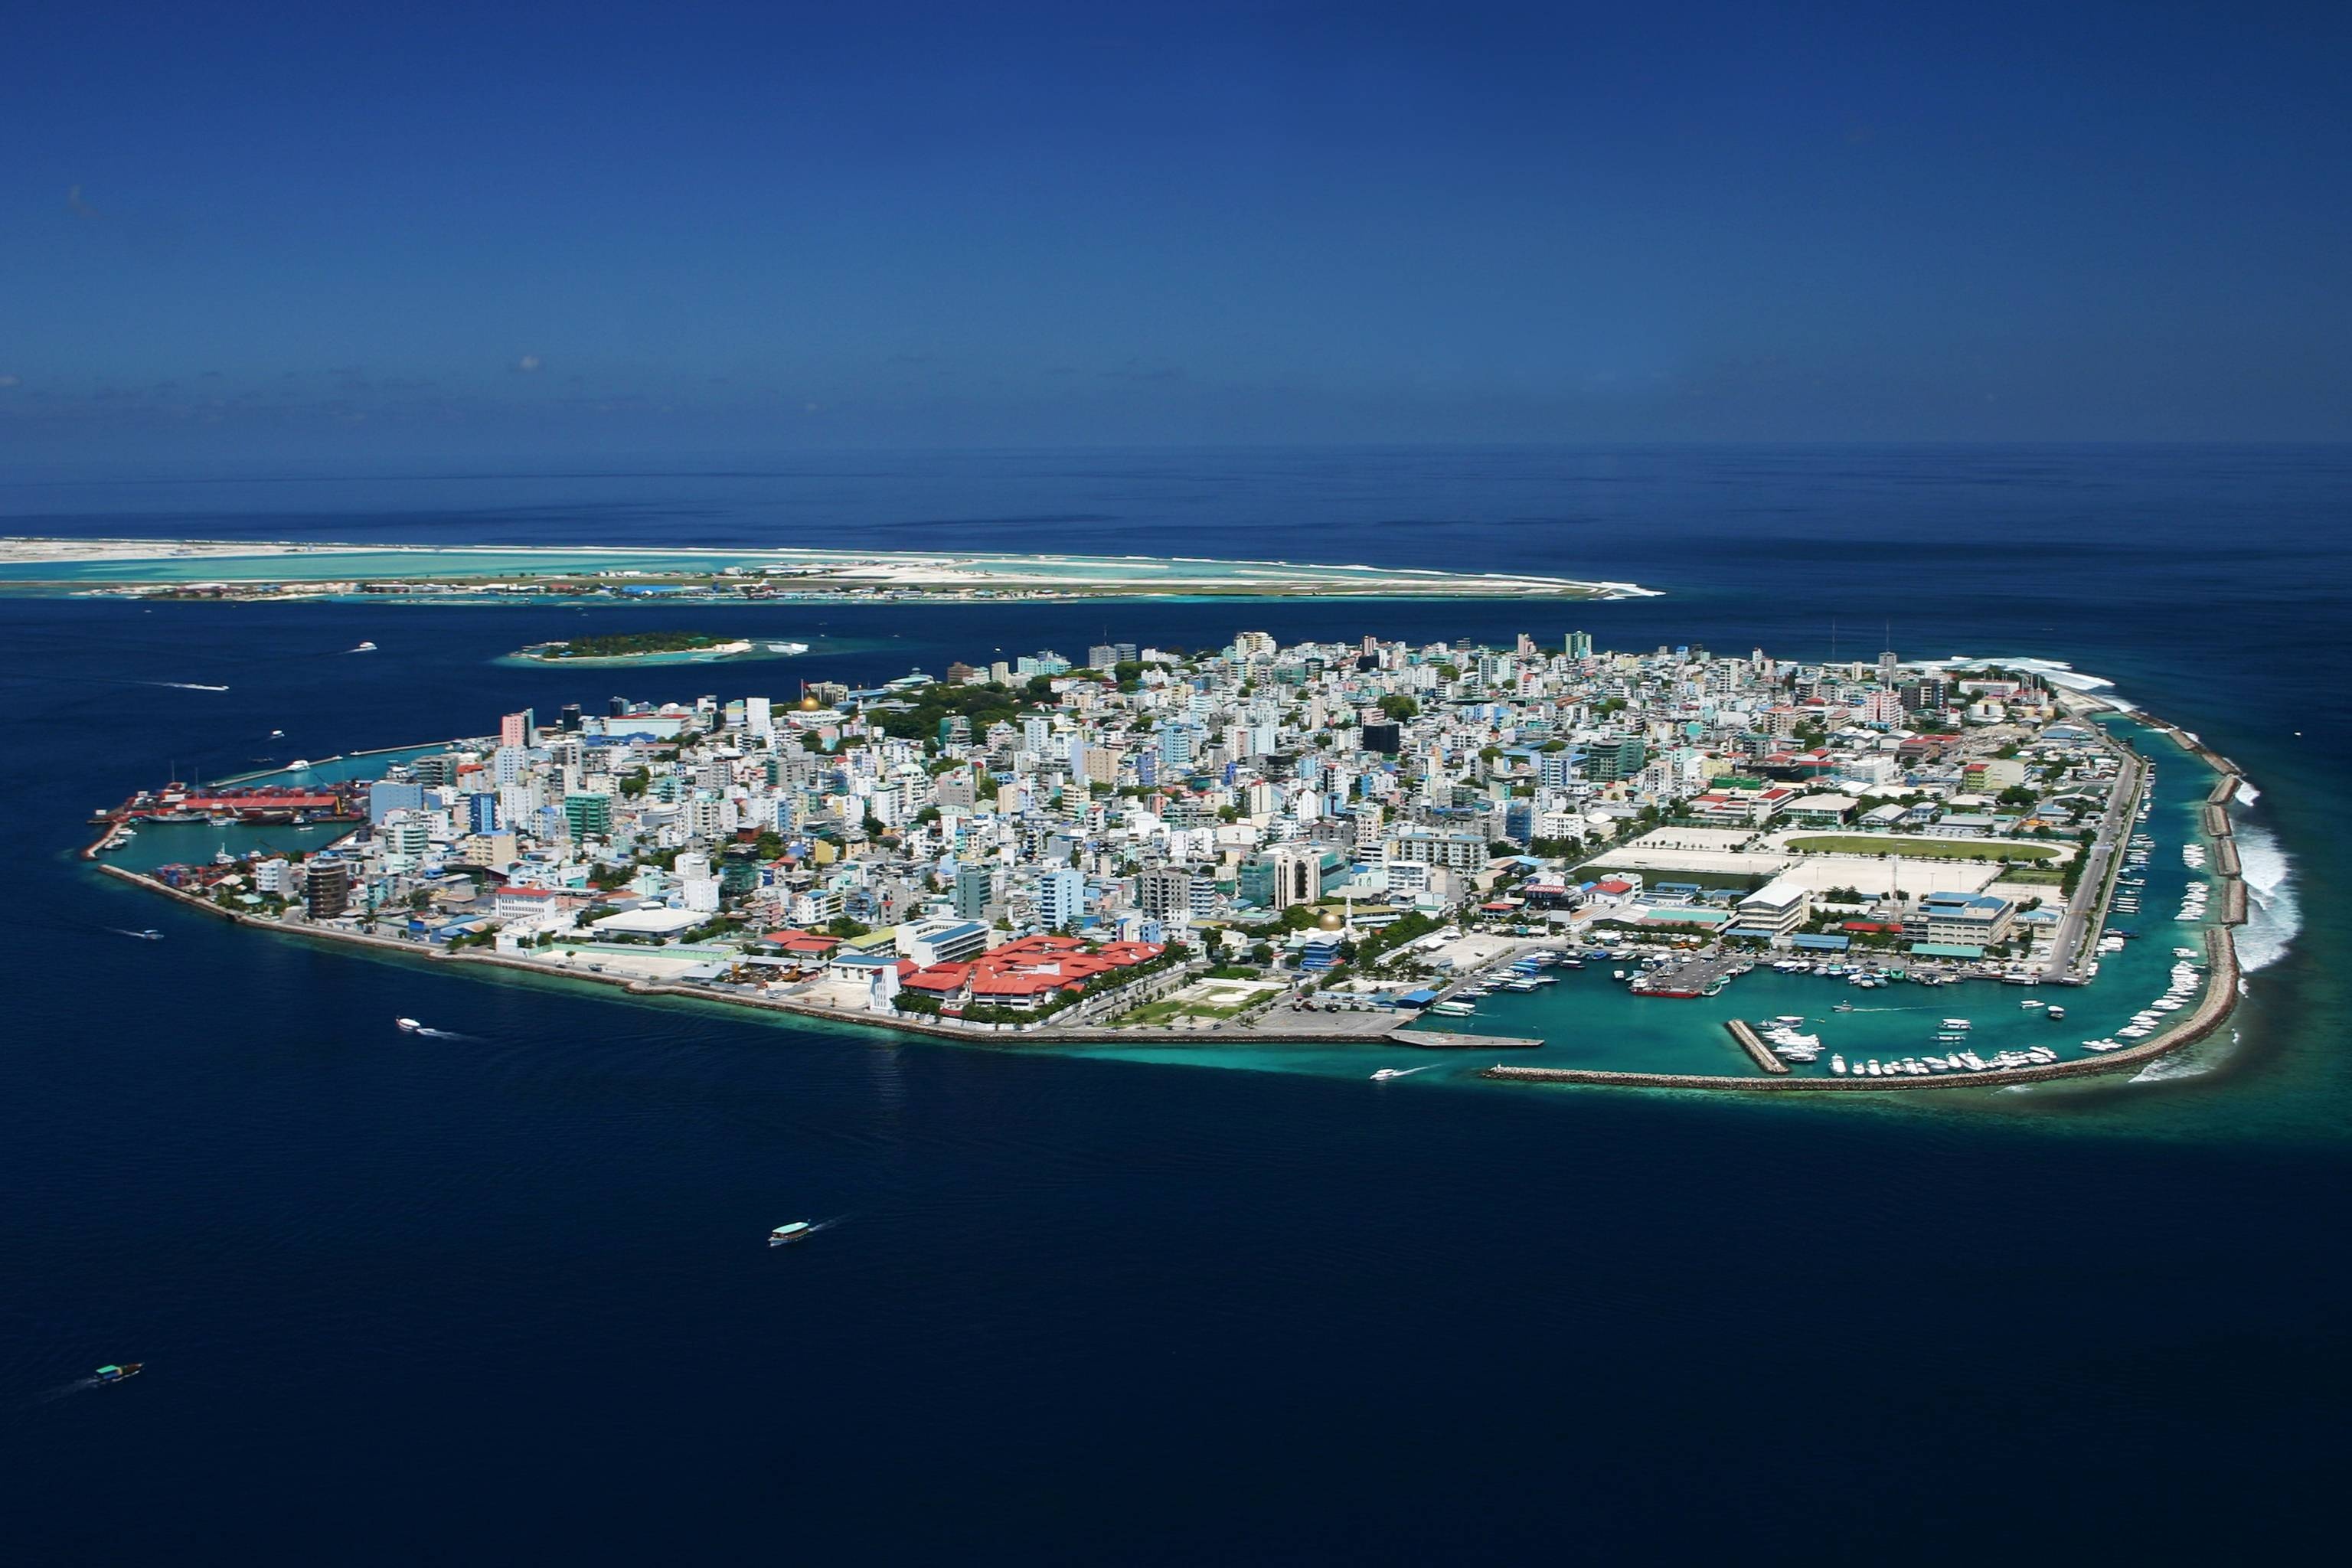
[1371,1065,1436,1081]
[2046,1006,2066,1021]
[94,1363,143,1384]
[395,1017,423,1033]
[351,642,378,652]
[769,1222,814,1247]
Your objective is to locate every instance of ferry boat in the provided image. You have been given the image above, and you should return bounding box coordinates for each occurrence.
[1431,1001,1477,1018]
[768,1221,814,1247]
[1940,1018,1971,1031]
[395,1017,423,1032]
[2020,998,2047,1008]
[94,1363,143,1384]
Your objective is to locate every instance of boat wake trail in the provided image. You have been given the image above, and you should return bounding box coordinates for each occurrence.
[146,681,231,692]
[24,1377,101,1407]
[412,1027,474,1041]
[2233,820,2301,975]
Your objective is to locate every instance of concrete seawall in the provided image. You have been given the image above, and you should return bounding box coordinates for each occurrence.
[88,860,1479,1055]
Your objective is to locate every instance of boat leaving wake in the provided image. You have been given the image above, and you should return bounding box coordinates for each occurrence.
[24,1376,103,1407]
[2233,820,2301,975]
[149,681,230,692]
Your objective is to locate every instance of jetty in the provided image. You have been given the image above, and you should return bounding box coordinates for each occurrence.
[1724,1020,1791,1074]
[1388,1028,1542,1051]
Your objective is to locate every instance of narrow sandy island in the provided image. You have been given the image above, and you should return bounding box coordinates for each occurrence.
[0,537,1655,599]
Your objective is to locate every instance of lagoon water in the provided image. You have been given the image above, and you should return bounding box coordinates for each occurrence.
[3,446,2347,1561]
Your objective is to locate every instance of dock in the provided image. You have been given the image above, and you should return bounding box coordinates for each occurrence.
[1630,951,1748,998]
[1387,1029,1543,1050]
[1724,1019,1791,1074]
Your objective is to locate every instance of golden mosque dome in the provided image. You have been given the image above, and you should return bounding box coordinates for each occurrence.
[1316,908,1347,932]
[799,694,822,711]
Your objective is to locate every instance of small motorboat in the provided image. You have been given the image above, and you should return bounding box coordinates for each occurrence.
[94,1363,143,1384]
[269,729,286,738]
[768,1222,814,1247]
[395,1018,423,1033]
[351,642,378,652]
[1370,1065,1437,1081]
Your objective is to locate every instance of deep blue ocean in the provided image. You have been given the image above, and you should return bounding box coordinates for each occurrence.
[3,446,2347,1563]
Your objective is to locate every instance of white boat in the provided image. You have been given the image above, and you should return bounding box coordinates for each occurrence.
[351,641,377,652]
[768,1222,813,1247]
[2046,1006,2065,1021]
[1371,1065,1436,1081]
[395,1018,422,1032]
[2020,999,2047,1009]
[1831,1055,1847,1074]
[1940,1018,1971,1031]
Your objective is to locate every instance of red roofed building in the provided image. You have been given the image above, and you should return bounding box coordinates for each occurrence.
[911,936,1168,1013]
[756,929,843,962]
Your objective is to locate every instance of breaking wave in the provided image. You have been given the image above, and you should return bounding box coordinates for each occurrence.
[2233,819,2300,974]
[2132,1029,2235,1083]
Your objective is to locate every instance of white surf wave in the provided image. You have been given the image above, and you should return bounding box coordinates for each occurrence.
[2232,819,2301,974]
[1912,655,2117,693]
[2132,1029,2235,1083]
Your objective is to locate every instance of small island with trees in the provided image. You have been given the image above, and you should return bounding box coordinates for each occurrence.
[508,632,807,665]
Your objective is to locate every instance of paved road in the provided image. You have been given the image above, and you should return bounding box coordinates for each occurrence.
[2041,747,2144,980]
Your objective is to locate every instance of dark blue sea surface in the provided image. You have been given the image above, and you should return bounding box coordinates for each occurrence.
[2,446,2347,1563]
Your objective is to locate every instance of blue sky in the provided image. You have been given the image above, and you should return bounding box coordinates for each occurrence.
[5,1,2350,456]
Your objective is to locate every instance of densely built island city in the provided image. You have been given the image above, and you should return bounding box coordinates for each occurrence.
[90,629,2249,1090]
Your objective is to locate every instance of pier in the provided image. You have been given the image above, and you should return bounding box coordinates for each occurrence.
[1630,951,1749,998]
[1388,1029,1544,1050]
[1724,1020,1791,1074]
